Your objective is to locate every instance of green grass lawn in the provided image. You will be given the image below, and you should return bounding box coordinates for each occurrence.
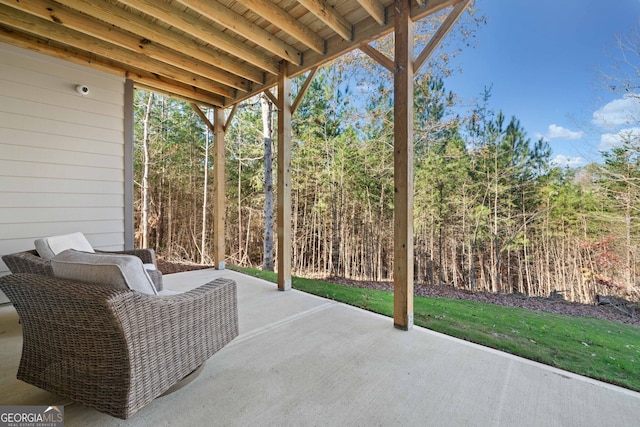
[229,265,640,392]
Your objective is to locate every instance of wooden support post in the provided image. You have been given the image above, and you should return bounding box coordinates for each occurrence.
[124,79,135,250]
[213,107,226,270]
[393,0,414,330]
[277,61,292,291]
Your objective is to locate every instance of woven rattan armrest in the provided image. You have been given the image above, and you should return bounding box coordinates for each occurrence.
[1,250,53,275]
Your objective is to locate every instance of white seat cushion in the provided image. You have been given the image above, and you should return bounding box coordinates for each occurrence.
[51,249,158,295]
[34,232,95,260]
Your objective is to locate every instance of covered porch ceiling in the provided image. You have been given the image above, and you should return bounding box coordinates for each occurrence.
[0,0,467,108]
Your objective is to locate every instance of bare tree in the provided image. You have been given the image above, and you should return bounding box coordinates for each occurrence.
[141,92,155,248]
[200,107,212,264]
[601,27,640,98]
[262,93,275,271]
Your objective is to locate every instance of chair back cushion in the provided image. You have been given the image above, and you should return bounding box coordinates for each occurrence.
[51,249,158,295]
[34,232,95,260]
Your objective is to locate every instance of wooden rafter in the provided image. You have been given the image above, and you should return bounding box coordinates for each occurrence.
[0,5,233,99]
[53,0,263,85]
[0,26,116,77]
[117,0,280,75]
[175,0,302,66]
[2,0,239,98]
[356,0,386,25]
[0,23,224,108]
[235,0,326,54]
[297,0,353,41]
[133,83,224,108]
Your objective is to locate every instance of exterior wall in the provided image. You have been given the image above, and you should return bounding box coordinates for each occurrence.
[0,43,127,288]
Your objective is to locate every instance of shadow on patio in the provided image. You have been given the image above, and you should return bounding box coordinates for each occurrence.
[1,269,639,426]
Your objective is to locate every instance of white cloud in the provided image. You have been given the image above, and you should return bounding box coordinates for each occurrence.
[552,155,585,168]
[545,124,583,140]
[599,127,640,150]
[592,95,640,128]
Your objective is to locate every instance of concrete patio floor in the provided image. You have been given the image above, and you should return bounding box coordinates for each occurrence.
[1,268,639,426]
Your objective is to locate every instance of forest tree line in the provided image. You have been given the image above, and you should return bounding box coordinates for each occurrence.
[133,37,640,304]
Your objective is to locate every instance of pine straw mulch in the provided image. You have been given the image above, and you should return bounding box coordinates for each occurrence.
[156,258,639,326]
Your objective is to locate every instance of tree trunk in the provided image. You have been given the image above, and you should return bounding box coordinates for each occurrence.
[261,94,275,271]
[237,154,243,263]
[141,92,155,248]
[438,182,444,287]
[200,108,211,264]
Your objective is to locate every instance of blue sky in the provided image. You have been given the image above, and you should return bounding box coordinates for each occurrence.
[443,0,640,167]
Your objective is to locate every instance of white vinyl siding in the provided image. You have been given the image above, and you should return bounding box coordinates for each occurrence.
[0,43,127,287]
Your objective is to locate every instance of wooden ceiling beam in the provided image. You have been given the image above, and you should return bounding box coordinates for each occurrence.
[0,5,235,100]
[0,26,225,107]
[117,0,279,75]
[1,0,241,97]
[356,0,386,25]
[235,0,325,54]
[136,82,224,108]
[175,0,302,66]
[54,0,263,84]
[0,25,121,78]
[297,0,353,41]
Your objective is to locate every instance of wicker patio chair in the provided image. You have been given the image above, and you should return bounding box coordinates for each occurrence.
[0,273,239,419]
[2,248,164,290]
